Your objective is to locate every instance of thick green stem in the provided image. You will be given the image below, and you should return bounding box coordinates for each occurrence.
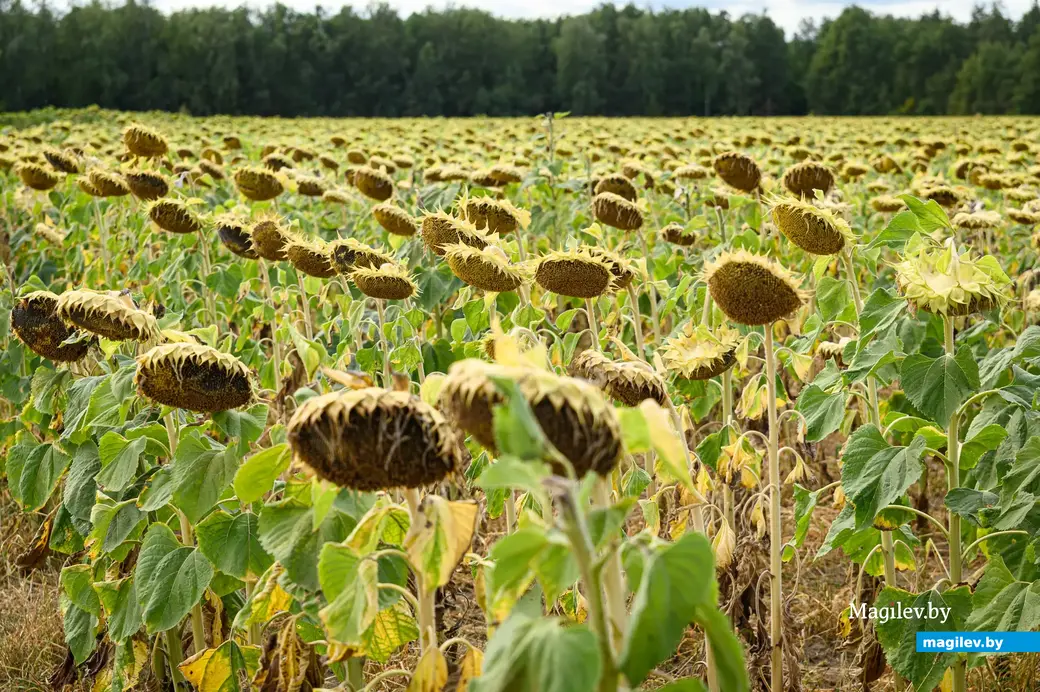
[638,233,662,346]
[164,628,186,685]
[404,488,436,653]
[178,510,207,654]
[298,274,314,340]
[243,577,261,646]
[585,297,601,352]
[721,368,736,533]
[764,326,784,692]
[624,283,647,360]
[560,485,619,692]
[376,300,392,387]
[259,260,283,398]
[93,199,110,278]
[198,231,217,327]
[593,479,627,650]
[504,488,517,534]
[945,316,966,692]
[346,657,365,691]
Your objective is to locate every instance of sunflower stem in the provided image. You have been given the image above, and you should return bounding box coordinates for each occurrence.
[297,273,314,340]
[764,325,784,692]
[624,283,647,360]
[376,299,392,387]
[593,479,627,650]
[585,297,601,352]
[638,233,662,346]
[163,628,186,685]
[197,231,217,328]
[944,315,966,692]
[404,488,436,654]
[259,260,283,401]
[93,198,110,278]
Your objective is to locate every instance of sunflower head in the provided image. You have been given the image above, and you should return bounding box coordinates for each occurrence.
[16,162,59,191]
[148,199,203,234]
[592,192,644,231]
[328,238,394,275]
[568,349,667,407]
[660,323,741,381]
[894,239,1011,316]
[781,161,834,197]
[594,174,638,202]
[661,221,696,246]
[136,343,253,412]
[713,152,761,192]
[352,166,394,201]
[56,289,161,342]
[444,243,525,293]
[703,250,807,326]
[285,238,337,278]
[11,291,93,362]
[251,215,293,261]
[371,202,418,237]
[215,214,258,259]
[535,248,613,298]
[88,169,131,198]
[123,123,168,158]
[233,167,284,201]
[351,262,417,300]
[421,212,489,256]
[124,170,169,201]
[770,196,854,255]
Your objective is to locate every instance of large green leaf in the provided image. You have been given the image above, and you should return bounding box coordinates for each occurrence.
[61,564,100,616]
[899,194,952,232]
[170,432,236,523]
[795,384,846,441]
[967,556,1040,633]
[61,595,98,665]
[88,496,145,556]
[841,425,925,529]
[875,587,972,691]
[620,532,747,690]
[213,403,268,453]
[96,432,147,492]
[196,509,272,580]
[63,441,99,532]
[318,543,379,647]
[17,442,71,510]
[783,484,820,561]
[257,496,357,591]
[95,577,142,642]
[859,288,907,336]
[233,443,291,504]
[136,523,182,611]
[141,546,213,633]
[901,349,979,425]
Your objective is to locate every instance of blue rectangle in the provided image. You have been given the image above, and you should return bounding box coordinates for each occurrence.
[916,632,1040,653]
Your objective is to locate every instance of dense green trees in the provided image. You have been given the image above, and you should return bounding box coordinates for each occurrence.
[2,0,1040,116]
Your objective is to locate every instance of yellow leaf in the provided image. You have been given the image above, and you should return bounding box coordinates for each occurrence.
[712,521,736,570]
[637,400,693,492]
[407,646,448,692]
[735,335,751,370]
[363,602,420,663]
[405,497,479,591]
[456,647,484,692]
[788,352,813,383]
[180,642,262,692]
[737,376,765,420]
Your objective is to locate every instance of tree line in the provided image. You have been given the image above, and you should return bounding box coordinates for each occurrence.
[2,0,1040,117]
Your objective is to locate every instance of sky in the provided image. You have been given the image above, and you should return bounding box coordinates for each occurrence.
[141,0,1036,34]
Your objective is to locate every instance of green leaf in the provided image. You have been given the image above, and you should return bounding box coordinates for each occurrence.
[944,488,999,527]
[94,577,142,642]
[967,556,1040,632]
[142,547,213,634]
[490,376,546,461]
[656,680,708,692]
[816,275,853,324]
[555,308,581,331]
[87,497,145,556]
[620,532,747,690]
[30,366,70,414]
[464,298,491,334]
[867,210,920,250]
[18,442,71,511]
[196,510,272,580]
[96,432,148,492]
[618,406,651,455]
[960,424,1008,471]
[61,564,101,616]
[860,288,907,336]
[257,497,356,591]
[783,484,820,561]
[875,586,972,691]
[841,426,925,529]
[170,433,236,523]
[845,332,902,383]
[233,443,291,504]
[62,595,98,665]
[898,194,952,232]
[213,403,268,453]
[795,385,846,441]
[63,441,100,531]
[901,348,979,424]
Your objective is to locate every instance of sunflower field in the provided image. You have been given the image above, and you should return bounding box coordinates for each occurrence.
[2,110,1040,692]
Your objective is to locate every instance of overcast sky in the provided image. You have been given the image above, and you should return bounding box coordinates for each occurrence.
[139,0,1035,35]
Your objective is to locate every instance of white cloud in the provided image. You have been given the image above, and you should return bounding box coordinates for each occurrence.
[140,0,1038,35]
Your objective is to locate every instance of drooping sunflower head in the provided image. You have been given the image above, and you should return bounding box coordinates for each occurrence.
[781,161,834,197]
[871,195,906,213]
[285,237,337,278]
[351,262,417,300]
[124,170,169,201]
[287,387,465,491]
[594,174,638,202]
[586,245,635,291]
[770,196,854,255]
[148,199,203,234]
[535,248,613,299]
[123,123,168,158]
[251,214,293,261]
[372,202,418,237]
[464,197,530,235]
[951,210,1002,230]
[56,289,161,342]
[568,349,667,407]
[295,175,327,198]
[88,169,131,198]
[11,291,94,362]
[16,161,59,191]
[421,211,489,256]
[352,166,394,201]
[592,191,644,231]
[444,242,526,293]
[233,166,284,202]
[215,214,258,259]
[661,221,696,246]
[660,323,741,381]
[713,152,761,192]
[328,238,394,275]
[439,359,621,477]
[136,342,253,413]
[894,239,1012,316]
[42,148,80,174]
[703,249,807,326]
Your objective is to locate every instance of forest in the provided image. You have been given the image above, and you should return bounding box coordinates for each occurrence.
[4,0,1040,117]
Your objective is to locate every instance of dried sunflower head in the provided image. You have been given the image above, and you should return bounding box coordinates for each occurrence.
[251,215,293,261]
[781,161,834,197]
[285,238,337,278]
[124,170,169,201]
[352,166,394,201]
[489,164,523,185]
[464,197,530,235]
[148,199,203,234]
[88,169,131,197]
[288,387,465,491]
[704,250,807,326]
[42,148,80,174]
[322,189,353,206]
[328,238,394,275]
[568,349,667,406]
[894,239,1011,316]
[673,164,710,182]
[592,192,644,231]
[871,195,905,213]
[535,248,613,298]
[1009,208,1040,226]
[951,210,1001,230]
[660,324,740,381]
[295,175,327,197]
[372,202,418,237]
[770,197,854,255]
[215,214,258,259]
[351,262,417,300]
[263,153,294,172]
[421,212,489,256]
[16,162,59,191]
[198,159,225,180]
[439,359,622,477]
[444,242,525,293]
[661,221,696,246]
[233,167,284,201]
[56,289,161,342]
[123,123,168,158]
[713,152,761,192]
[136,342,253,412]
[11,291,93,362]
[594,174,638,202]
[586,246,634,291]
